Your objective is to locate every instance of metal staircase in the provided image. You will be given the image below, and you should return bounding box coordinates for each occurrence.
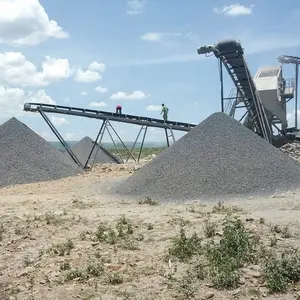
[198,39,272,143]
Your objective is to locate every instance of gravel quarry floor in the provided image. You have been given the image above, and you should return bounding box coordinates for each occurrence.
[1,162,300,300]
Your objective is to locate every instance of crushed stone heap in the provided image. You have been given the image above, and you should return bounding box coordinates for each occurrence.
[71,136,120,166]
[113,113,300,201]
[0,118,82,188]
[280,143,300,162]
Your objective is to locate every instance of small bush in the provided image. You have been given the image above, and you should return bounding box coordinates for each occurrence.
[108,272,124,285]
[50,239,74,256]
[168,228,202,261]
[86,261,104,277]
[175,270,198,299]
[0,223,5,241]
[203,219,217,238]
[94,217,136,247]
[65,269,86,281]
[138,197,159,206]
[44,211,60,225]
[264,252,300,293]
[212,201,242,214]
[60,261,71,271]
[205,215,255,289]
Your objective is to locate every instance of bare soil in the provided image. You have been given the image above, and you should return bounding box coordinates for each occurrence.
[1,161,300,300]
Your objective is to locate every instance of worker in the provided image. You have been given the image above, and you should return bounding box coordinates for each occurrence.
[116,104,122,114]
[161,103,169,122]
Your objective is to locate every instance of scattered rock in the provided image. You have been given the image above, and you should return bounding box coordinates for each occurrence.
[246,217,254,222]
[232,288,240,295]
[204,291,214,299]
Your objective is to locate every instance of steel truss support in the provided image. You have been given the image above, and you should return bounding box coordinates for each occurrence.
[84,119,107,169]
[126,125,148,163]
[165,126,175,147]
[105,121,136,163]
[38,110,83,168]
[37,108,177,168]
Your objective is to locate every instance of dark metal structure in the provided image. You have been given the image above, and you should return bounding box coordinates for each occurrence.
[197,39,272,143]
[278,55,300,131]
[24,102,196,169]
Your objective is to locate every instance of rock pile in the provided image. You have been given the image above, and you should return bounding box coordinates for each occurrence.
[0,118,82,188]
[280,143,300,161]
[71,136,120,166]
[113,113,300,201]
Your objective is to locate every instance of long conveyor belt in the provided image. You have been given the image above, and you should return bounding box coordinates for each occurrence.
[24,103,196,132]
[197,39,272,142]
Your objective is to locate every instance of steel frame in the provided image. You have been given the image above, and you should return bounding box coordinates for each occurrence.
[125,124,176,163]
[34,108,177,170]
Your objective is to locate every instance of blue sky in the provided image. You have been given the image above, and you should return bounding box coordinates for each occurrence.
[0,0,299,143]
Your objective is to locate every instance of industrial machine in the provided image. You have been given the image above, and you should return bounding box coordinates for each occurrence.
[197,39,299,146]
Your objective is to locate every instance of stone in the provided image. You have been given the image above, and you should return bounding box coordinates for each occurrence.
[204,291,214,299]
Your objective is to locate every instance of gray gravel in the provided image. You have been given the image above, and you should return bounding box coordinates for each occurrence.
[71,136,120,166]
[113,112,300,201]
[0,117,82,188]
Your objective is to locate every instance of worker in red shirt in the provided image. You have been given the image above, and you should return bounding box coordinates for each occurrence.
[116,104,122,114]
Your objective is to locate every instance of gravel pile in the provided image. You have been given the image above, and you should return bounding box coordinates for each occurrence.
[280,143,300,161]
[71,136,120,166]
[113,112,300,201]
[0,118,82,188]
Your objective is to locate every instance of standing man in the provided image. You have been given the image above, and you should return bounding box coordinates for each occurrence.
[161,103,169,122]
[116,104,122,114]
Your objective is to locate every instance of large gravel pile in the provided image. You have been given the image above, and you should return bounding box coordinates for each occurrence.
[71,136,120,166]
[280,143,300,161]
[0,118,82,188]
[113,113,300,201]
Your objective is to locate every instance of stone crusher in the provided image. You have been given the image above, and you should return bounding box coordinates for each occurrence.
[197,39,298,146]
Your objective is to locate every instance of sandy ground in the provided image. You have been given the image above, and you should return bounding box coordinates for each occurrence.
[1,161,300,300]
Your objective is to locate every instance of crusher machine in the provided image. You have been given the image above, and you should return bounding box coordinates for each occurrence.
[197,39,297,146]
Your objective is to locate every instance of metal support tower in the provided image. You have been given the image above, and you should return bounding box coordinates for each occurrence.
[278,55,300,131]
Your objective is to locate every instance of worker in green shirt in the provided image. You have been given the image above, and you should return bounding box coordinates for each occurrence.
[161,103,169,122]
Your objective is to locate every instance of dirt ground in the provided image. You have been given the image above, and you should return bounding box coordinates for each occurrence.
[1,161,300,300]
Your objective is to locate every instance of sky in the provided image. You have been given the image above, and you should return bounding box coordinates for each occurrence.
[0,0,299,143]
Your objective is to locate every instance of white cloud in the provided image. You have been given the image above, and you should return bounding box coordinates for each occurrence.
[0,87,55,117]
[146,105,161,111]
[88,61,105,72]
[81,91,88,96]
[74,69,102,83]
[63,132,76,140]
[95,85,108,93]
[50,116,69,126]
[213,4,254,16]
[89,101,107,108]
[0,52,71,86]
[36,131,51,140]
[287,109,300,128]
[110,90,149,100]
[141,32,164,42]
[30,89,56,104]
[127,0,146,14]
[0,0,68,46]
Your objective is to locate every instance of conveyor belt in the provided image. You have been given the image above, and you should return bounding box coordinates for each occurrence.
[197,39,272,142]
[24,103,196,132]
